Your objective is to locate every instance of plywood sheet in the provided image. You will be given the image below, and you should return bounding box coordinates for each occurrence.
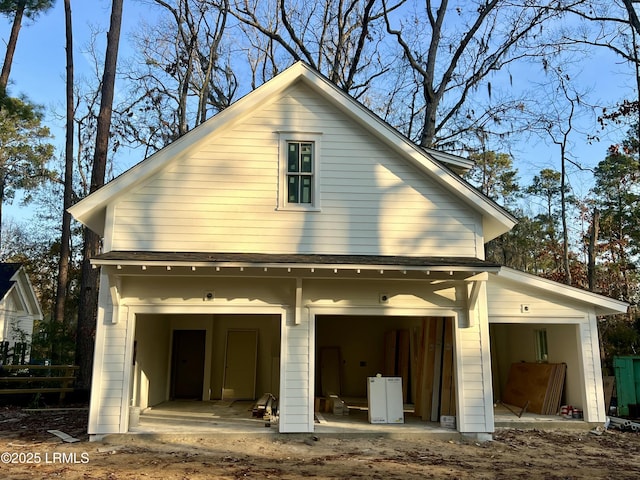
[383,331,397,376]
[603,376,615,413]
[430,318,444,422]
[398,330,410,402]
[502,362,565,414]
[542,364,566,415]
[440,318,455,416]
[421,318,438,420]
[413,320,427,417]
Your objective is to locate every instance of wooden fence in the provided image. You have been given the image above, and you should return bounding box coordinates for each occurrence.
[0,341,28,366]
[0,365,79,401]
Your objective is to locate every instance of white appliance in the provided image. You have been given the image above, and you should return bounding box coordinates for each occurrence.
[367,376,404,424]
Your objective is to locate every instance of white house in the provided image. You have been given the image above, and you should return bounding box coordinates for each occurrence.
[0,263,43,363]
[69,62,627,441]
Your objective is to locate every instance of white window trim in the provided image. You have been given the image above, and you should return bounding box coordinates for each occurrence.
[534,328,548,363]
[277,132,322,211]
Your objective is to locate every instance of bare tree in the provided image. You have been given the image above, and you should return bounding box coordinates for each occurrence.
[381,0,581,150]
[116,0,235,154]
[561,2,640,137]
[230,0,398,98]
[529,64,594,285]
[76,0,123,391]
[622,0,640,36]
[53,0,74,327]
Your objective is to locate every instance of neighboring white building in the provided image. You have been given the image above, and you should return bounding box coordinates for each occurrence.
[69,62,627,441]
[0,263,43,363]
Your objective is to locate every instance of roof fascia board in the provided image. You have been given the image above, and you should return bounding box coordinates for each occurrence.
[495,267,628,315]
[13,267,43,319]
[92,257,501,273]
[424,148,475,173]
[68,63,309,232]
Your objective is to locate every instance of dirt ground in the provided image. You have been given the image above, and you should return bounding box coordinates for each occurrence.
[0,407,639,479]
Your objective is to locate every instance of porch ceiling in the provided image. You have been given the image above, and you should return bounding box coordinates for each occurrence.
[91,251,501,281]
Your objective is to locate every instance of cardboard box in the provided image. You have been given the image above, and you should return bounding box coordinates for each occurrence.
[440,415,456,429]
[333,400,345,415]
[328,395,348,415]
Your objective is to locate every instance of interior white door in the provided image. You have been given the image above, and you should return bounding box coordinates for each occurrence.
[222,329,258,400]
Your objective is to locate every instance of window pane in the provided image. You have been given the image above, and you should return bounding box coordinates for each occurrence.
[288,143,299,172]
[535,330,548,363]
[288,175,299,203]
[301,143,313,173]
[301,176,312,203]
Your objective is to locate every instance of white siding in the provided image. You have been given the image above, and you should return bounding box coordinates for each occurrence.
[486,274,606,423]
[487,277,586,318]
[456,283,494,434]
[89,275,130,435]
[581,315,606,422]
[110,83,481,257]
[280,310,313,432]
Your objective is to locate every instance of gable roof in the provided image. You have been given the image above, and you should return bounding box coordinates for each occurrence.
[0,263,21,299]
[494,267,629,316]
[69,61,517,241]
[0,263,43,319]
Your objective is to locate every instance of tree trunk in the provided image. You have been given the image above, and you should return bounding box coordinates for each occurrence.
[420,103,438,148]
[75,0,123,391]
[622,0,640,39]
[588,208,600,292]
[0,1,26,93]
[54,0,74,329]
[561,143,571,285]
[76,228,100,390]
[0,178,4,252]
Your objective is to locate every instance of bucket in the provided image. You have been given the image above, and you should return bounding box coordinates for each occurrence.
[129,406,141,427]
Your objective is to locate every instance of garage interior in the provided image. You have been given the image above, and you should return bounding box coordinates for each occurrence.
[314,315,457,426]
[132,314,281,411]
[130,314,585,433]
[490,323,584,418]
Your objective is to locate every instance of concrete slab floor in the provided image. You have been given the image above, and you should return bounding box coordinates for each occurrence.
[494,408,595,430]
[118,399,594,441]
[127,400,458,437]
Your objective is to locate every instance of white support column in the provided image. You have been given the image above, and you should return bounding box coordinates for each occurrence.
[583,312,607,423]
[120,307,136,433]
[295,278,303,325]
[279,305,314,433]
[454,280,495,437]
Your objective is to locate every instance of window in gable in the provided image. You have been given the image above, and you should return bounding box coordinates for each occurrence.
[278,132,321,210]
[287,141,314,204]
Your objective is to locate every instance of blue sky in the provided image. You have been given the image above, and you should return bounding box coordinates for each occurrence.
[0,1,635,226]
[2,1,139,112]
[0,0,145,222]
